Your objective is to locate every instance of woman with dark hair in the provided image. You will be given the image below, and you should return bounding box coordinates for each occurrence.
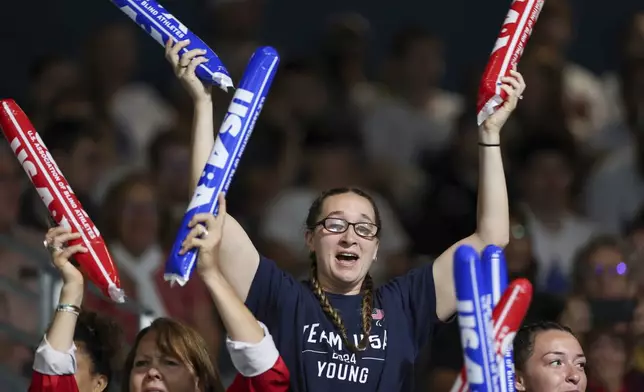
[513,321,587,391]
[29,228,124,392]
[168,31,525,389]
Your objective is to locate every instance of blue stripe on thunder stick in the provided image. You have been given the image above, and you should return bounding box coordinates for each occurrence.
[454,245,496,392]
[111,0,233,91]
[164,47,280,286]
[482,245,514,392]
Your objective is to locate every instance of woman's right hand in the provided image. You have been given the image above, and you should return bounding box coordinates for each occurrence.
[165,39,212,103]
[559,297,591,334]
[44,227,87,287]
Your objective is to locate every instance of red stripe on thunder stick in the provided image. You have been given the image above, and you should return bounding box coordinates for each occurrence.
[476,0,544,125]
[451,279,533,392]
[0,99,124,303]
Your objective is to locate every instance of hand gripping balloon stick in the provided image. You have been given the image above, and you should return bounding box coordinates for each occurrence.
[453,245,500,392]
[482,246,515,392]
[111,0,233,91]
[451,279,533,392]
[164,47,280,286]
[0,100,124,302]
[476,0,545,125]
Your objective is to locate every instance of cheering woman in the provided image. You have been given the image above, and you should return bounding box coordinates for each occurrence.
[29,195,289,392]
[171,32,526,389]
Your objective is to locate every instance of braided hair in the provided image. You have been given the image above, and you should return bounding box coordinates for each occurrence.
[305,187,381,352]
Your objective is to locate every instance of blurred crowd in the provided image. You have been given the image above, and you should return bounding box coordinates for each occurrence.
[1,0,644,390]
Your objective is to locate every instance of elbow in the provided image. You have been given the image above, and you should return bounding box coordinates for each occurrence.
[475,224,510,248]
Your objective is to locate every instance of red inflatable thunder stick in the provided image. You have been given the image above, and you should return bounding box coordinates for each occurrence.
[476,0,544,125]
[0,99,124,303]
[450,278,533,392]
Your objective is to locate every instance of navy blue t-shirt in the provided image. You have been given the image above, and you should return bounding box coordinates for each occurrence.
[245,257,441,391]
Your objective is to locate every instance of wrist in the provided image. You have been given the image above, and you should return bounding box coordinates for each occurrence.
[193,96,213,107]
[478,128,501,145]
[199,268,224,285]
[60,282,84,307]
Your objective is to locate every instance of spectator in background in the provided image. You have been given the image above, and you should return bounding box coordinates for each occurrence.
[320,12,380,114]
[514,131,596,294]
[530,0,610,143]
[586,328,644,392]
[585,57,644,235]
[603,11,644,128]
[509,48,568,142]
[260,119,411,285]
[0,142,49,375]
[363,27,461,210]
[84,172,221,358]
[19,119,103,232]
[84,22,176,164]
[147,129,191,225]
[559,236,644,343]
[25,56,81,130]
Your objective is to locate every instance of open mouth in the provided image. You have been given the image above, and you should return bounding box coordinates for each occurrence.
[336,252,359,265]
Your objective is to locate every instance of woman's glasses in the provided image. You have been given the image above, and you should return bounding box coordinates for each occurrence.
[314,217,379,239]
[594,262,628,276]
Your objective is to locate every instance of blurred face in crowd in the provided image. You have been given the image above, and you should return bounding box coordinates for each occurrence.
[155,144,190,205]
[283,71,329,121]
[522,151,572,213]
[119,182,159,255]
[585,245,634,299]
[399,37,443,88]
[55,137,102,195]
[534,1,573,50]
[587,332,627,387]
[0,149,22,230]
[516,329,587,392]
[308,146,361,189]
[306,192,380,293]
[90,24,137,81]
[30,59,80,108]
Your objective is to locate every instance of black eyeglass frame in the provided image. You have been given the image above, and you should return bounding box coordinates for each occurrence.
[311,217,380,239]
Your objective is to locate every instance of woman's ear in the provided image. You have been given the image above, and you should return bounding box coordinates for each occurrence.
[515,372,526,391]
[305,230,314,252]
[93,375,108,392]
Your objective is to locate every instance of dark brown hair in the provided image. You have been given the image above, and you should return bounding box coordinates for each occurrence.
[122,318,224,392]
[74,311,124,386]
[514,321,575,372]
[305,187,382,352]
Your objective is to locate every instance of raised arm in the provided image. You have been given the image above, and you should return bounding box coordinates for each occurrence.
[29,228,87,392]
[432,69,525,321]
[42,228,86,353]
[165,40,260,301]
[181,194,283,379]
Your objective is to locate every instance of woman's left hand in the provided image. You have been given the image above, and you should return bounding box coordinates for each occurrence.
[481,68,526,134]
[179,193,227,278]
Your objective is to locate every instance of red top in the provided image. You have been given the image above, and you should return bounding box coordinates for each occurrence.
[28,328,290,392]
